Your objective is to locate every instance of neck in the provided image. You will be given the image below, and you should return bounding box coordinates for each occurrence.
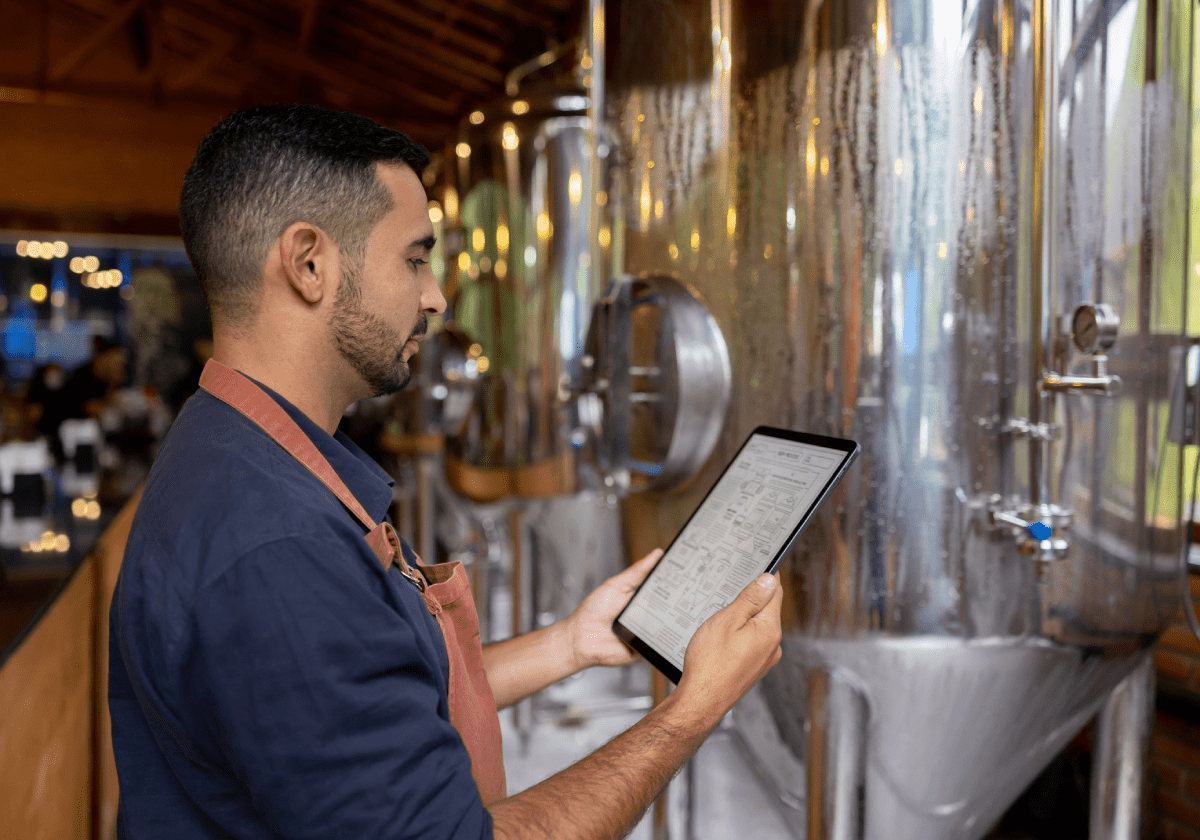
[211,332,365,436]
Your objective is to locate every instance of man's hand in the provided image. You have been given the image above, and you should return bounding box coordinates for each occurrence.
[671,573,783,730]
[566,549,663,671]
[481,548,662,708]
[489,571,784,840]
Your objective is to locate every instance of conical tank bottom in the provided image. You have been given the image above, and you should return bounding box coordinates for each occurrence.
[767,636,1146,840]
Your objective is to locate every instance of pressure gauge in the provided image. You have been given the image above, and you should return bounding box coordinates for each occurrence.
[1070,303,1119,354]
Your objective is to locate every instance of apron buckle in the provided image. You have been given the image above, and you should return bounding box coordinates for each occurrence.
[399,564,427,592]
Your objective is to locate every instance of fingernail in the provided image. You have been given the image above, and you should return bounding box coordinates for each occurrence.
[757,574,775,590]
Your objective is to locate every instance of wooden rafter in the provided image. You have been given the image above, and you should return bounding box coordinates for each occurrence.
[429,0,471,46]
[260,41,463,116]
[333,5,502,85]
[164,30,244,95]
[297,0,321,51]
[8,0,581,153]
[353,0,504,62]
[469,0,564,30]
[0,73,235,111]
[49,0,148,83]
[408,0,505,37]
[326,11,494,95]
[161,3,463,116]
[136,2,166,100]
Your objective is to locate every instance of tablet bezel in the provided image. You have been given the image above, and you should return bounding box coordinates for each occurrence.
[612,425,859,684]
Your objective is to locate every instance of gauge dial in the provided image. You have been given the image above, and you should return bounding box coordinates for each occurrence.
[1071,303,1119,354]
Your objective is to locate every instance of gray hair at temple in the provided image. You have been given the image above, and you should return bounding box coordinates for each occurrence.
[179,104,429,328]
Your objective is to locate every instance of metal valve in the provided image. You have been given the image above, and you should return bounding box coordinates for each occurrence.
[1042,302,1122,395]
[990,503,1072,563]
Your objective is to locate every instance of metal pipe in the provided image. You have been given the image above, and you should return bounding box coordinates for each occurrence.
[1041,372,1120,394]
[1089,655,1153,840]
[504,40,577,97]
[1029,0,1056,508]
[586,0,606,364]
[416,453,436,565]
[807,670,868,840]
[587,0,604,139]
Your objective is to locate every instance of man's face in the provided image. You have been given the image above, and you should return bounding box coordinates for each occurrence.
[330,164,445,397]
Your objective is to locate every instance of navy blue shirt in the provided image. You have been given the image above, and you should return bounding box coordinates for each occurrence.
[109,381,494,839]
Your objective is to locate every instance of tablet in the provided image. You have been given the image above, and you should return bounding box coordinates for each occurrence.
[613,426,859,683]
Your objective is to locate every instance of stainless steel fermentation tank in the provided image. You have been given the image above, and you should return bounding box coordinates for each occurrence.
[607,0,1194,838]
[441,37,733,678]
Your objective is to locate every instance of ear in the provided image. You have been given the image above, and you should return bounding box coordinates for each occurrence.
[277,222,333,305]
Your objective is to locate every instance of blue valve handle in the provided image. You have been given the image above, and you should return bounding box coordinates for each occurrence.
[1027,522,1052,541]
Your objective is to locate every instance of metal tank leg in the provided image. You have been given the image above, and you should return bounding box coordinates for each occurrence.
[651,669,674,840]
[1089,654,1154,840]
[807,669,868,840]
[415,452,437,566]
[508,507,536,752]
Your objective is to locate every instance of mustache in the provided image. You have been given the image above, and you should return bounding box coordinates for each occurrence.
[407,314,428,343]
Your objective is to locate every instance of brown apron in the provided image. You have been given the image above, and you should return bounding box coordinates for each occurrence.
[199,360,507,806]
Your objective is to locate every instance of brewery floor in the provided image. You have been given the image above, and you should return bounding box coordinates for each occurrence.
[499,662,800,840]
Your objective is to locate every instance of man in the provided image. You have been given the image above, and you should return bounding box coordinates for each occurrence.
[110,104,783,840]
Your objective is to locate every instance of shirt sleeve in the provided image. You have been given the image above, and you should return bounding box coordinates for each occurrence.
[184,533,494,840]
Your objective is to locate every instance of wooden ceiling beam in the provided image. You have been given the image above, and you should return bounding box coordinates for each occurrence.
[163,0,294,54]
[467,0,560,29]
[164,31,245,95]
[0,73,451,146]
[353,0,503,62]
[429,0,471,45]
[161,4,462,117]
[166,0,489,95]
[256,40,464,116]
[297,0,322,51]
[327,12,495,95]
[138,3,167,100]
[0,74,235,112]
[407,0,504,37]
[332,6,502,85]
[49,0,148,83]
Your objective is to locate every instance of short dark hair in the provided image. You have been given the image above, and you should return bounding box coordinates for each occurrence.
[180,104,429,327]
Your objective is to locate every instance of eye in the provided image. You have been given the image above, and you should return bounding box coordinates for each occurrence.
[409,258,429,269]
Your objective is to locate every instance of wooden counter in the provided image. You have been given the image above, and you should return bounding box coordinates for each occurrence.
[0,558,93,840]
[0,490,140,840]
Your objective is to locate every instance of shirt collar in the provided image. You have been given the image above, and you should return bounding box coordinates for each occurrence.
[249,377,396,526]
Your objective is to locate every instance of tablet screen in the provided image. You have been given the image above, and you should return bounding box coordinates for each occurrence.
[615,427,858,678]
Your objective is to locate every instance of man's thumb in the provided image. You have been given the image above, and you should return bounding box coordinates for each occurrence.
[731,574,777,618]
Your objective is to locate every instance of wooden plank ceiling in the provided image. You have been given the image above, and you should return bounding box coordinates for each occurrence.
[0,0,581,150]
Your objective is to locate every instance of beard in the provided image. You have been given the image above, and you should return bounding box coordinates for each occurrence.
[330,257,424,397]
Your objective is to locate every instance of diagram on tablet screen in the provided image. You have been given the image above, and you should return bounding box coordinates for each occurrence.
[620,434,850,669]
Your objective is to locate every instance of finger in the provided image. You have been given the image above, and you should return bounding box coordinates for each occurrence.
[750,582,784,629]
[724,573,778,625]
[613,548,663,589]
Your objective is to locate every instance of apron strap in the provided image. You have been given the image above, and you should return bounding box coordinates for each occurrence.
[198,359,416,581]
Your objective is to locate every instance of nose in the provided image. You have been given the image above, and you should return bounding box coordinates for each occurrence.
[421,272,447,316]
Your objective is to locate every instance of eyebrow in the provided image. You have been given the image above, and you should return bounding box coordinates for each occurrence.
[412,234,437,251]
